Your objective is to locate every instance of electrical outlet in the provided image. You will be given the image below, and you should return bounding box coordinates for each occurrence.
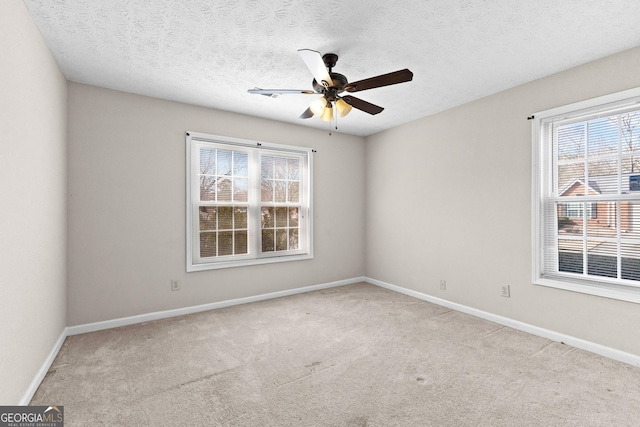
[171,280,181,291]
[501,284,510,298]
[440,280,446,290]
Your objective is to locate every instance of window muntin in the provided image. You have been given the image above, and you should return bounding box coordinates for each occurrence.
[187,132,312,271]
[533,88,640,302]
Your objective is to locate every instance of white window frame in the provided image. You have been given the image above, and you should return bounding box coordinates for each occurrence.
[186,131,313,271]
[532,87,640,304]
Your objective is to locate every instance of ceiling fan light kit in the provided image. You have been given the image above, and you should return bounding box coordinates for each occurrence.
[335,98,352,118]
[247,49,413,125]
[320,103,334,122]
[309,96,327,116]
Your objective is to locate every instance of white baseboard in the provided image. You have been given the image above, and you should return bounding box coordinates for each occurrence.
[24,276,363,404]
[25,274,639,405]
[365,276,640,368]
[66,277,365,336]
[19,329,67,405]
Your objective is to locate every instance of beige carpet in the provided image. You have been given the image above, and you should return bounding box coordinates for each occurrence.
[31,283,640,426]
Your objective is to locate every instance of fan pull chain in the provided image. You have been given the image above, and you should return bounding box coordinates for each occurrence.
[328,101,334,136]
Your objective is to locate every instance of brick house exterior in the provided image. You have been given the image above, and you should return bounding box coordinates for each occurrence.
[558,179,632,233]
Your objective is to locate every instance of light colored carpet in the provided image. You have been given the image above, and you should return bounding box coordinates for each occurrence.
[31,283,640,426]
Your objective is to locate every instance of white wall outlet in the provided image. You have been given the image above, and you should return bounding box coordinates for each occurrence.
[501,284,510,298]
[440,280,446,290]
[171,280,181,291]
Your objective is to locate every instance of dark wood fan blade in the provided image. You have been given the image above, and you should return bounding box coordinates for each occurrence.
[343,69,413,93]
[248,88,315,97]
[341,96,384,115]
[299,107,314,119]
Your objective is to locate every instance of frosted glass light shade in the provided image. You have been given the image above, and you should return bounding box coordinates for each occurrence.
[309,97,328,115]
[335,98,352,118]
[320,104,333,122]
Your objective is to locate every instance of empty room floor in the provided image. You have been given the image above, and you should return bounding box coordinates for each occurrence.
[31,283,640,426]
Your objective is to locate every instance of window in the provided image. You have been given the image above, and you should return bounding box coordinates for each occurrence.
[532,87,640,303]
[560,201,596,219]
[186,132,312,271]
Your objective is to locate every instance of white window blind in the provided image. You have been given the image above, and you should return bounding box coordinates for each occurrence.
[532,88,640,302]
[186,132,313,271]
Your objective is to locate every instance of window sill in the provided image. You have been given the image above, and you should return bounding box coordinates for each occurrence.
[187,253,313,272]
[535,277,640,304]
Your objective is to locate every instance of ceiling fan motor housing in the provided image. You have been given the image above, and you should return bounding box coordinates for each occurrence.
[313,72,348,99]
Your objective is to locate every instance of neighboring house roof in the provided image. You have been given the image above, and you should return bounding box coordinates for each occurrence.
[559,179,601,196]
[559,173,640,196]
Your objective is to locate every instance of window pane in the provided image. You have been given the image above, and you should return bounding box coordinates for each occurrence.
[261,156,274,178]
[262,207,274,228]
[218,206,233,230]
[276,207,288,228]
[234,177,248,202]
[235,207,247,229]
[289,207,299,227]
[274,158,287,179]
[275,181,287,202]
[289,228,299,250]
[262,229,274,252]
[586,202,614,239]
[235,231,248,255]
[621,112,640,154]
[276,229,288,251]
[621,201,640,281]
[587,240,617,278]
[557,123,585,162]
[557,204,583,236]
[200,149,216,174]
[199,207,216,231]
[623,202,640,234]
[622,243,640,281]
[234,152,248,176]
[200,176,216,201]
[218,150,232,175]
[622,156,640,178]
[287,158,300,179]
[587,117,618,157]
[218,231,233,256]
[261,179,273,202]
[558,163,584,195]
[200,232,216,258]
[288,181,299,202]
[588,159,618,195]
[558,239,583,274]
[218,178,232,201]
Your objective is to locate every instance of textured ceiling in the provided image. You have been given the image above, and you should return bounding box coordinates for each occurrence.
[23,0,640,136]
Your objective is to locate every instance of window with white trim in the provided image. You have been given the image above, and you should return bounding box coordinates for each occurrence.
[532,88,640,303]
[186,132,312,271]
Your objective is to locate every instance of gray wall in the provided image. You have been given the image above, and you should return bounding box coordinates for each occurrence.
[0,0,67,404]
[365,46,640,357]
[5,0,640,404]
[66,83,366,326]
